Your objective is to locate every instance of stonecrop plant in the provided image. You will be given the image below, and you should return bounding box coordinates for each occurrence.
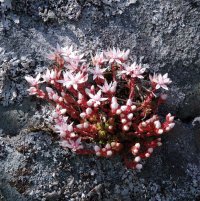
[25,45,175,170]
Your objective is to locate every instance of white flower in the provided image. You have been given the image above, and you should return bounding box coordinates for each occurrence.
[91,52,107,66]
[61,45,76,58]
[98,79,117,93]
[55,122,69,137]
[25,73,42,86]
[120,62,146,79]
[149,73,172,90]
[104,47,130,64]
[89,66,107,80]
[43,69,61,83]
[65,61,80,72]
[61,45,85,64]
[61,138,83,152]
[86,89,108,107]
[58,71,88,90]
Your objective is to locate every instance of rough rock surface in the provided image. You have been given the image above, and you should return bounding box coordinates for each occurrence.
[0,0,200,200]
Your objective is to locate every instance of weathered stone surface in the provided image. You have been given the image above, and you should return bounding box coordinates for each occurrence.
[0,122,200,201]
[0,0,200,200]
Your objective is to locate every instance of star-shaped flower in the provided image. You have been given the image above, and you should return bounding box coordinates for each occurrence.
[98,79,117,93]
[89,66,107,80]
[104,48,130,64]
[91,52,107,66]
[58,71,88,90]
[86,89,108,107]
[149,73,172,90]
[61,138,83,152]
[120,62,146,79]
[25,73,42,86]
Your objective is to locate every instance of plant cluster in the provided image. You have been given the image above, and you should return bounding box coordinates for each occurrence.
[25,45,175,169]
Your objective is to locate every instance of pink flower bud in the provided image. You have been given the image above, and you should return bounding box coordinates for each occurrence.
[116,109,121,114]
[135,143,140,148]
[123,125,129,131]
[83,122,89,128]
[145,153,150,157]
[107,150,113,156]
[134,156,141,162]
[111,142,116,147]
[105,144,111,149]
[121,118,127,124]
[121,105,127,111]
[131,105,136,111]
[94,145,100,152]
[108,126,113,130]
[154,120,161,129]
[136,164,143,170]
[148,148,153,153]
[59,97,63,102]
[127,113,133,120]
[86,108,92,115]
[80,113,86,118]
[70,132,76,137]
[141,122,147,127]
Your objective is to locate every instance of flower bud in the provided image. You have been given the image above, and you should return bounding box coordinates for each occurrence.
[121,105,127,111]
[94,145,100,152]
[136,164,143,170]
[131,105,136,111]
[107,150,113,156]
[105,144,111,149]
[123,125,129,131]
[154,120,161,129]
[80,113,86,118]
[148,148,153,153]
[127,113,133,120]
[134,156,141,163]
[121,119,127,124]
[86,108,92,115]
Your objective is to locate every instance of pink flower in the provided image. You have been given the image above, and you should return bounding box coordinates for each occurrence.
[69,52,85,63]
[91,52,107,66]
[61,45,76,58]
[89,66,107,80]
[58,71,88,90]
[149,73,172,90]
[98,79,117,93]
[86,89,108,107]
[61,138,83,152]
[121,62,146,79]
[43,69,61,83]
[25,73,42,86]
[27,87,38,95]
[104,48,130,64]
[61,46,84,63]
[47,43,63,60]
[65,61,80,72]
